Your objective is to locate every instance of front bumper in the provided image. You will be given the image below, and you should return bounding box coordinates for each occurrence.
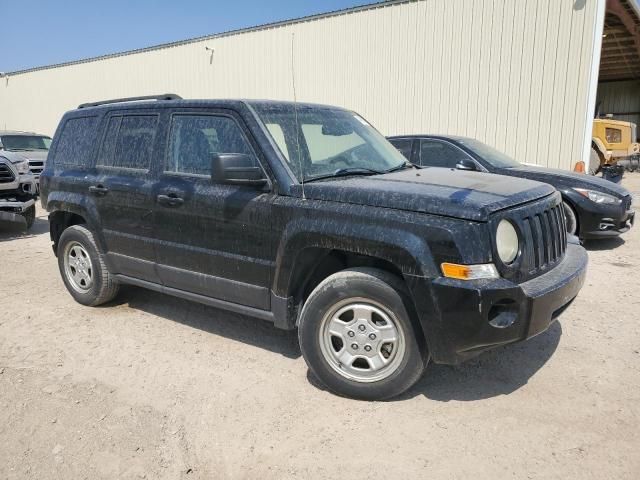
[408,243,588,364]
[0,198,35,227]
[579,202,635,239]
[18,173,38,196]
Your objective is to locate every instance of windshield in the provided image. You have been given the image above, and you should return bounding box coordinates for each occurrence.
[455,137,521,169]
[251,104,407,182]
[1,135,52,151]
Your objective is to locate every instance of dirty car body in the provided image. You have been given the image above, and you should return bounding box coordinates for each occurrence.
[388,135,635,240]
[40,97,588,399]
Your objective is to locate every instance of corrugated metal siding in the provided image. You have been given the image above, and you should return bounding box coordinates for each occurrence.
[0,0,602,170]
[597,80,640,134]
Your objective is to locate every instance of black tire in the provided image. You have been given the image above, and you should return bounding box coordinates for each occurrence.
[298,267,427,400]
[57,225,120,306]
[589,147,603,175]
[562,201,578,236]
[21,205,35,230]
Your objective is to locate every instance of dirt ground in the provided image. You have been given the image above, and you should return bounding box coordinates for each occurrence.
[1,175,639,480]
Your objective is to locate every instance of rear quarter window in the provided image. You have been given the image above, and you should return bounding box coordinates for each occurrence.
[52,116,99,166]
[97,114,159,171]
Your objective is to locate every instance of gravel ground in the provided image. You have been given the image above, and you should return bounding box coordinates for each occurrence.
[1,174,639,480]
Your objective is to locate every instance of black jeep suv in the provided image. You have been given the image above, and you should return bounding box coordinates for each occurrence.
[40,95,588,400]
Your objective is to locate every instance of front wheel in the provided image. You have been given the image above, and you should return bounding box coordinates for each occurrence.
[298,268,427,400]
[21,205,35,230]
[562,201,578,236]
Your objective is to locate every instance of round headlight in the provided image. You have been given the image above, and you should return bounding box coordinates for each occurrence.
[496,219,519,264]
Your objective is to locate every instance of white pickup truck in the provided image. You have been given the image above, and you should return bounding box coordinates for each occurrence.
[0,156,37,229]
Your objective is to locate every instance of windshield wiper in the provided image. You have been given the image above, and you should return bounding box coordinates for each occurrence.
[384,162,419,173]
[305,167,383,183]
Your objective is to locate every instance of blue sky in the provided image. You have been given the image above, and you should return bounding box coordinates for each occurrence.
[1,0,376,72]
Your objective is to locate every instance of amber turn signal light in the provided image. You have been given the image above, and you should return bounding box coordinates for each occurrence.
[441,263,499,280]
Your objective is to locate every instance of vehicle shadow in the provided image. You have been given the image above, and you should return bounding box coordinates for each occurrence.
[0,217,49,242]
[401,321,562,402]
[106,284,561,398]
[583,237,625,251]
[110,286,302,359]
[305,321,563,402]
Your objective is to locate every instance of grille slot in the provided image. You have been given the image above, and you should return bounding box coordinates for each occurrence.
[530,215,544,268]
[0,163,15,183]
[28,160,45,175]
[520,203,567,277]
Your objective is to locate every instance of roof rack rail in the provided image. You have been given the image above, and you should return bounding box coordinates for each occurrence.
[78,93,182,109]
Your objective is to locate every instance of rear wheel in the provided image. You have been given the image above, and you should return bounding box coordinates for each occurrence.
[57,225,119,306]
[298,268,427,400]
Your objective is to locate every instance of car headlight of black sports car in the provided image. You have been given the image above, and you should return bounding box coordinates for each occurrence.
[574,188,621,205]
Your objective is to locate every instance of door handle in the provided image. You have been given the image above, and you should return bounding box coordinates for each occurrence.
[157,194,184,207]
[88,185,109,196]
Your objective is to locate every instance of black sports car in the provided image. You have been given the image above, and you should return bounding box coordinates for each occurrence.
[388,135,635,240]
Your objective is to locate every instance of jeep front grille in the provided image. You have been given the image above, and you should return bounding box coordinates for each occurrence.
[0,163,15,183]
[520,203,567,276]
[494,193,568,283]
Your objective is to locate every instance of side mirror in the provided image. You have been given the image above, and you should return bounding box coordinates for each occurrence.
[211,153,267,186]
[456,158,477,171]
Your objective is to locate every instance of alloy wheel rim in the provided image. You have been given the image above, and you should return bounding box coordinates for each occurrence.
[63,241,94,292]
[319,298,405,383]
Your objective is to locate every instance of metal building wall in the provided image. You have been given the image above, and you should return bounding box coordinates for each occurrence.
[597,80,640,133]
[0,0,604,170]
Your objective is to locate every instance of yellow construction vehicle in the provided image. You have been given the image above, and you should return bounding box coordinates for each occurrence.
[590,117,640,174]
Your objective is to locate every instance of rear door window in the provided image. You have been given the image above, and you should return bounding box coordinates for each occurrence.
[419,140,470,168]
[97,114,159,170]
[53,116,99,166]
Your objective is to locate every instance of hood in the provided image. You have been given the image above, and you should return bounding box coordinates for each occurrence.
[0,150,48,163]
[503,165,629,198]
[299,167,555,221]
